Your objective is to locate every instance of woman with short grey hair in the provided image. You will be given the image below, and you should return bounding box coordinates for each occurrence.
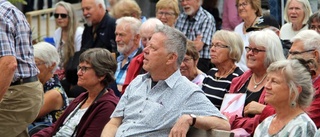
[254,59,317,136]
[29,42,69,135]
[34,48,119,137]
[227,29,286,135]
[202,30,244,109]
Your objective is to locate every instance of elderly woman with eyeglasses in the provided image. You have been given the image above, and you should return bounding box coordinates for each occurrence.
[307,11,320,34]
[254,59,317,137]
[155,0,179,27]
[202,30,244,109]
[53,1,83,81]
[226,29,285,135]
[234,0,263,71]
[34,48,119,137]
[180,41,206,86]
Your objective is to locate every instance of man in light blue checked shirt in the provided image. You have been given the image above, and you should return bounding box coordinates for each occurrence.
[101,25,230,137]
[175,0,215,73]
[0,1,43,136]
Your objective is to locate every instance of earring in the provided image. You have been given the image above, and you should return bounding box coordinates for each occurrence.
[291,101,296,108]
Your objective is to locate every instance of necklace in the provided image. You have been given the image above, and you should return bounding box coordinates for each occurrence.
[215,66,235,80]
[252,74,267,89]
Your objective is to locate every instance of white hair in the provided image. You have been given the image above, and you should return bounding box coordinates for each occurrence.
[33,42,60,73]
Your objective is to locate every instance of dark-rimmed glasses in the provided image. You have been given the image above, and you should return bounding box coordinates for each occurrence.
[288,49,315,55]
[54,13,68,19]
[245,47,266,54]
[77,66,92,73]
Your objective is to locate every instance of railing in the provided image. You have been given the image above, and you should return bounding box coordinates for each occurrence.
[25,3,82,39]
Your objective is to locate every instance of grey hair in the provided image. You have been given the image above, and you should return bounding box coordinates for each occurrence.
[249,29,286,68]
[95,0,106,10]
[291,30,320,63]
[139,18,163,34]
[154,25,187,67]
[267,59,314,108]
[212,30,243,63]
[79,48,117,86]
[116,16,142,35]
[33,42,60,73]
[284,0,312,24]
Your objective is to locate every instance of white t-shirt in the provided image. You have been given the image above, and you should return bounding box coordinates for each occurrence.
[54,103,88,137]
[280,23,308,40]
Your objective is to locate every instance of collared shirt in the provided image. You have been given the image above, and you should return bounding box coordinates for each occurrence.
[175,7,215,59]
[111,70,226,137]
[115,48,140,85]
[0,1,39,82]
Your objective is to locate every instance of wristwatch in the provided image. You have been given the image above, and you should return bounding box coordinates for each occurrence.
[189,114,197,126]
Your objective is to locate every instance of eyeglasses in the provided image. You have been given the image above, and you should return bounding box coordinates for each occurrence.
[183,57,194,63]
[236,2,248,8]
[35,62,47,66]
[310,25,320,31]
[245,47,266,54]
[157,12,175,17]
[54,13,68,19]
[77,66,92,73]
[288,49,315,55]
[179,0,192,2]
[211,43,229,49]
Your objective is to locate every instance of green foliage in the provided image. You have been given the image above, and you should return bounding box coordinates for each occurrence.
[8,0,27,5]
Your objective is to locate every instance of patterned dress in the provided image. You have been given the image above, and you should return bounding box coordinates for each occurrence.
[34,74,69,125]
[254,113,317,137]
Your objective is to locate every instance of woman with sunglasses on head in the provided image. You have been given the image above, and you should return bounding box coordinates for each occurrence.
[225,29,285,136]
[33,48,119,137]
[53,1,84,82]
[202,30,244,109]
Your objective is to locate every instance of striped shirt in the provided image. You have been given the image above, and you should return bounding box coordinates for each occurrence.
[175,7,215,59]
[202,67,243,109]
[0,1,39,82]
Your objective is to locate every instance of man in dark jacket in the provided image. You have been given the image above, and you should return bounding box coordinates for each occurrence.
[81,0,116,52]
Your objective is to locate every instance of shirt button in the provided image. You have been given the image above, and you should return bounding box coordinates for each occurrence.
[146,98,148,100]
[139,111,142,113]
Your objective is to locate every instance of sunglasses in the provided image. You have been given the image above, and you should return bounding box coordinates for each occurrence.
[54,13,68,19]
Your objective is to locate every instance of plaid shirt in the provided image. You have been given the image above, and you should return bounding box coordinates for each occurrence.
[0,1,38,82]
[115,48,140,85]
[175,7,215,59]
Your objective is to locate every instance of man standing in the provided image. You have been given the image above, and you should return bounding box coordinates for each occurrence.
[114,17,142,92]
[0,1,43,136]
[101,25,230,137]
[81,0,116,52]
[175,0,215,73]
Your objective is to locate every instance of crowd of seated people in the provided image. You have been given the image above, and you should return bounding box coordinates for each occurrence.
[16,0,320,136]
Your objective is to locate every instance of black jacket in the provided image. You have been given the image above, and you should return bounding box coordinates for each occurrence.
[81,12,116,52]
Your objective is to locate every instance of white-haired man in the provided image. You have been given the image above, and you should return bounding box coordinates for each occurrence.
[81,0,116,52]
[114,17,142,92]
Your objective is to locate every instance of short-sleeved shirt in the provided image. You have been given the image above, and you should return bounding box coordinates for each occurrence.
[0,1,39,82]
[175,7,215,59]
[111,70,226,137]
[202,67,243,109]
[254,113,317,137]
[115,48,140,85]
